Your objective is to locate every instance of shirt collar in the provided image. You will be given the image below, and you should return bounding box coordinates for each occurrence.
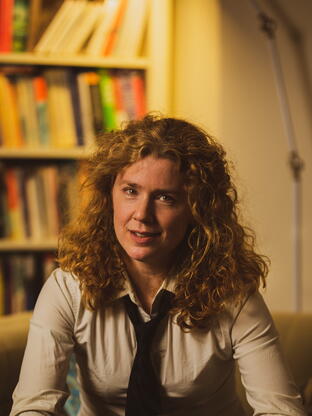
[114,271,176,307]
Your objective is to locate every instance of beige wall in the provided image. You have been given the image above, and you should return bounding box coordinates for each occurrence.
[172,0,312,312]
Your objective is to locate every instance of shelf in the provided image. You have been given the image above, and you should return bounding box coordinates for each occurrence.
[0,53,149,69]
[0,147,94,159]
[0,239,58,251]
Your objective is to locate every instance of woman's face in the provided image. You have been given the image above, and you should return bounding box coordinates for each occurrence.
[112,155,192,273]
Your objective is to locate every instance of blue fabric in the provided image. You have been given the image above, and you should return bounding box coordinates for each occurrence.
[64,354,80,416]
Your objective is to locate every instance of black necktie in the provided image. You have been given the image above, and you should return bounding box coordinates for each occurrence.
[123,290,174,416]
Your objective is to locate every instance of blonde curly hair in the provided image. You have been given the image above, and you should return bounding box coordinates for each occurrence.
[58,114,268,330]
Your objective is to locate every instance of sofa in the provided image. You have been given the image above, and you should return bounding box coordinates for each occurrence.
[1,311,312,416]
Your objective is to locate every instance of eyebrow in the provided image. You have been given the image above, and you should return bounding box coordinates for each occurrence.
[120,181,183,195]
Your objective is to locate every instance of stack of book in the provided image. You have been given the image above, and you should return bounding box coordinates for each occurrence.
[0,162,84,241]
[0,252,56,314]
[0,0,149,58]
[0,68,146,148]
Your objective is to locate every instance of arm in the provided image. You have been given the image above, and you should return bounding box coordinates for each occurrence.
[232,292,307,416]
[10,269,77,416]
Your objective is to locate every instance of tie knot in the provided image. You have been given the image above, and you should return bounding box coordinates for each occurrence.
[124,290,174,325]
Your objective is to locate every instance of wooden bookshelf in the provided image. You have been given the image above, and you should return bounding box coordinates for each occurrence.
[0,239,58,252]
[0,53,149,69]
[0,0,173,313]
[0,147,93,160]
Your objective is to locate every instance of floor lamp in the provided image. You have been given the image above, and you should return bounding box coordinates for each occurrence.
[249,0,305,311]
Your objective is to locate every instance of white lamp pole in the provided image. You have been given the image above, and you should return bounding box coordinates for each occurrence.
[249,0,304,311]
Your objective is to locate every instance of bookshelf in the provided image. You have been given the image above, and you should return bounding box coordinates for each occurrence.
[0,0,173,313]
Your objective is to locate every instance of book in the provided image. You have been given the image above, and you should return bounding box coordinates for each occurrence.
[118,70,136,120]
[84,71,104,135]
[59,1,103,54]
[0,0,14,52]
[57,163,73,228]
[99,69,117,131]
[16,167,31,238]
[0,260,4,314]
[22,254,38,310]
[130,70,146,119]
[33,75,50,146]
[77,71,96,147]
[35,168,49,238]
[5,167,25,240]
[47,0,88,54]
[34,0,75,53]
[0,164,10,238]
[40,165,59,237]
[3,258,13,313]
[111,0,149,58]
[103,0,127,56]
[12,0,29,52]
[68,71,84,146]
[26,0,63,51]
[10,254,26,313]
[85,0,123,56]
[25,75,41,146]
[24,168,42,240]
[111,71,129,126]
[15,75,40,147]
[44,69,77,148]
[0,73,24,147]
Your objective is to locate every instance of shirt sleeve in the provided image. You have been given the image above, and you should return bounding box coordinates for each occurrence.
[10,269,78,416]
[231,291,307,416]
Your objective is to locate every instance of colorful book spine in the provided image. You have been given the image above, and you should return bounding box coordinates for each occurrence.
[99,69,118,131]
[0,0,14,52]
[0,73,24,147]
[5,167,25,240]
[12,0,29,52]
[84,71,104,135]
[33,75,50,146]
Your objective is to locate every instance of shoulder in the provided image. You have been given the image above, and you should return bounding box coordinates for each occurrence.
[39,267,81,306]
[222,291,271,322]
[45,267,80,295]
[219,291,276,336]
[221,291,278,354]
[31,268,82,332]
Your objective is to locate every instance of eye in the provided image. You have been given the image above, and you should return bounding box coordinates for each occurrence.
[157,194,175,204]
[122,187,137,196]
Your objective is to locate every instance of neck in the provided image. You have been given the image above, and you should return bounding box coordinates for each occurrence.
[125,260,168,313]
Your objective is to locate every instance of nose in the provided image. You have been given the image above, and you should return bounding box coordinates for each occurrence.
[133,197,155,223]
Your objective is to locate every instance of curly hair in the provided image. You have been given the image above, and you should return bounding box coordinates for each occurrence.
[58,114,268,330]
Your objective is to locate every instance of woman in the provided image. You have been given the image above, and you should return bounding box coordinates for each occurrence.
[11,115,306,415]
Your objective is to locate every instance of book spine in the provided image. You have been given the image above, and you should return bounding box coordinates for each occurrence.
[77,71,96,147]
[33,75,50,147]
[0,260,4,314]
[68,71,84,146]
[12,0,29,52]
[0,163,11,238]
[130,70,146,119]
[84,72,104,135]
[0,0,14,52]
[0,73,24,147]
[5,167,25,240]
[103,0,128,56]
[99,69,117,131]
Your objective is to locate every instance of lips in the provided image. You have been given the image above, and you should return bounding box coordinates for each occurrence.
[129,230,161,243]
[132,231,161,237]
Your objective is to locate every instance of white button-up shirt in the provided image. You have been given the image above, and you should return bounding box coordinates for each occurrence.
[10,268,306,416]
